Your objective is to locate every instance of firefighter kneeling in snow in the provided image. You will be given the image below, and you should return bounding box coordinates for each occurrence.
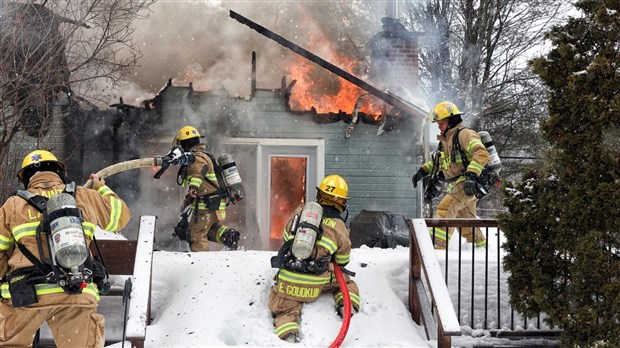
[412,101,489,249]
[0,150,131,347]
[268,174,360,343]
[173,126,240,251]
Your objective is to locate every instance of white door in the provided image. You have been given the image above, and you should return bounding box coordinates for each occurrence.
[223,138,324,250]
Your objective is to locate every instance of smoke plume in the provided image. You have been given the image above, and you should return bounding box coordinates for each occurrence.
[116,1,384,104]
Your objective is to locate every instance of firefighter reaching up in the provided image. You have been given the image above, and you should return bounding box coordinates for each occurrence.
[172,125,240,251]
[0,150,131,347]
[268,174,360,343]
[412,101,489,249]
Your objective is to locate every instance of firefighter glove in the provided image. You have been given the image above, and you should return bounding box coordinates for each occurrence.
[173,214,190,241]
[412,169,426,188]
[463,172,477,196]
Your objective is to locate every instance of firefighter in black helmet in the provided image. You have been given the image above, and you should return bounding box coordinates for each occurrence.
[412,102,489,249]
[173,126,240,251]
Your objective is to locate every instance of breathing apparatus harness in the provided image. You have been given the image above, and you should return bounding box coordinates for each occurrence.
[168,147,245,241]
[161,146,242,211]
[177,151,230,230]
[198,152,233,211]
[5,183,109,307]
[270,205,349,275]
[450,127,500,198]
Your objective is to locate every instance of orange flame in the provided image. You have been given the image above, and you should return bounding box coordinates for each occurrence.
[286,28,382,118]
[270,157,307,242]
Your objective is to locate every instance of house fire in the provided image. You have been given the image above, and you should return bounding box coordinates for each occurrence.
[55,14,428,251]
[146,13,426,250]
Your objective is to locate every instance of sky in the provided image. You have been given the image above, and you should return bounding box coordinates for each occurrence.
[34,226,559,347]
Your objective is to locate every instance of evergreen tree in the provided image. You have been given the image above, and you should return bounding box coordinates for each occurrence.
[498,0,620,345]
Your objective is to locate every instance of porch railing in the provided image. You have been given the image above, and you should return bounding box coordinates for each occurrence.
[408,219,461,348]
[410,218,561,342]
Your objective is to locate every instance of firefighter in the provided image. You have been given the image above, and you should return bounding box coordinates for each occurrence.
[173,125,240,251]
[268,174,360,343]
[412,101,489,249]
[0,150,131,347]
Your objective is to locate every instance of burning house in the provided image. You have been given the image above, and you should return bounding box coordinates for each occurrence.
[36,13,429,251]
[137,14,425,250]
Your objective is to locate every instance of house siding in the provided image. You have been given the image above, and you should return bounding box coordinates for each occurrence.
[159,88,423,221]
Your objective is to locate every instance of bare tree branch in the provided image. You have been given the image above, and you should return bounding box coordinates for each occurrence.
[0,0,153,199]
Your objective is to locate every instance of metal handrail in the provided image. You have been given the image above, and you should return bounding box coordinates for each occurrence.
[420,218,560,339]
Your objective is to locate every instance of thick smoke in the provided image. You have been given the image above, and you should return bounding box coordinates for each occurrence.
[116,1,384,104]
[104,1,431,249]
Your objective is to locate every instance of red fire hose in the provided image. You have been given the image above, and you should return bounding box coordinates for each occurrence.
[329,261,351,348]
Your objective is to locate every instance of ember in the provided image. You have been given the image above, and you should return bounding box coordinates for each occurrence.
[175,63,210,90]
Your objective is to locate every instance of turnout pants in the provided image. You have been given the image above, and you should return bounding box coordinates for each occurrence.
[431,183,487,249]
[188,210,232,252]
[268,273,360,339]
[0,301,104,348]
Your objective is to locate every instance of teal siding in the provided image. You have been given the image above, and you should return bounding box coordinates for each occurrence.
[230,91,420,220]
[160,87,423,221]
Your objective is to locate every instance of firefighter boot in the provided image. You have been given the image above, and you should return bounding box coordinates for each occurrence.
[336,304,358,318]
[222,229,240,250]
[282,332,300,343]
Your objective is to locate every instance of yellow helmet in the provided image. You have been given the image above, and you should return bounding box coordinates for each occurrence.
[17,150,66,183]
[431,101,463,122]
[173,125,202,145]
[316,174,350,212]
[318,174,350,199]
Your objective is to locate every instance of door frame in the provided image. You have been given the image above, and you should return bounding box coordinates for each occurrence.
[223,138,324,250]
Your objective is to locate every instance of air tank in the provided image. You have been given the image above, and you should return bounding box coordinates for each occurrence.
[478,131,502,174]
[47,193,88,272]
[217,154,244,202]
[291,202,323,260]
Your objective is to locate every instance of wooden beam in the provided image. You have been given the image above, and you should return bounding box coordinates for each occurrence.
[229,10,428,119]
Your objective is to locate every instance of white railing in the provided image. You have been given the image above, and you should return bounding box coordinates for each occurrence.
[408,219,461,348]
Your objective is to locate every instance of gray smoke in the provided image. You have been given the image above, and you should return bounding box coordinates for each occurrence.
[115,1,384,104]
[103,1,428,250]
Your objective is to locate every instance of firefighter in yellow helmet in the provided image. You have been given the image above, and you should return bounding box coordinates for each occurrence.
[268,174,360,343]
[412,101,489,249]
[0,150,131,347]
[173,125,240,251]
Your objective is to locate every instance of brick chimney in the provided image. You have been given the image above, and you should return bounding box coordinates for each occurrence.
[368,17,421,98]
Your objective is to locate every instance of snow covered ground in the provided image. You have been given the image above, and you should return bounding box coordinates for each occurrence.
[107,246,428,347]
[93,224,560,348]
